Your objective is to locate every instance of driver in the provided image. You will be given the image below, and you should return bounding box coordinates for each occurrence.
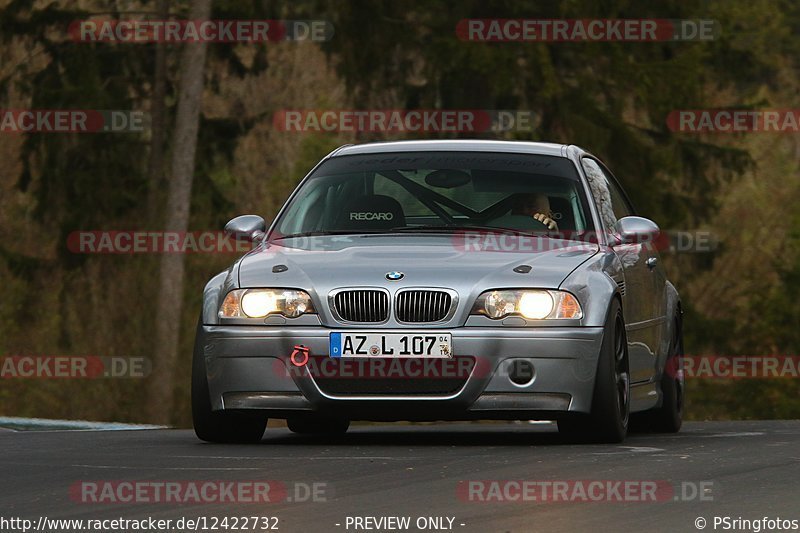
[512,193,559,230]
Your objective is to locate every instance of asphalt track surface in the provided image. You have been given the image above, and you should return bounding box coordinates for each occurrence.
[1,420,799,533]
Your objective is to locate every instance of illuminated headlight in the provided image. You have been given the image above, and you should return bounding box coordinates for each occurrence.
[219,289,315,319]
[471,290,582,320]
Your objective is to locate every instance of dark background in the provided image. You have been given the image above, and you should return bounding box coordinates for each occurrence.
[1,0,798,425]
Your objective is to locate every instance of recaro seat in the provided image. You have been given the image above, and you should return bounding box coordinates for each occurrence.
[336,194,406,230]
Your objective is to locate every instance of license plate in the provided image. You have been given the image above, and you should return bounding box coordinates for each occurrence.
[329,333,452,358]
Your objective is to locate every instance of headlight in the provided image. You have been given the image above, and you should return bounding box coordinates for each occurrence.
[219,289,315,318]
[471,289,582,320]
[241,291,278,317]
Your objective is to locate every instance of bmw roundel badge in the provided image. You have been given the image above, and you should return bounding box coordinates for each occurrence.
[386,271,404,281]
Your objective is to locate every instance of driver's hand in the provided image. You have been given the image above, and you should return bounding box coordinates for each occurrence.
[533,213,558,231]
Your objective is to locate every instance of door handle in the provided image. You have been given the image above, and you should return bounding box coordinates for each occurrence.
[646,257,658,270]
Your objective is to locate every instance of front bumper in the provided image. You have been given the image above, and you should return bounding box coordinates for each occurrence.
[198,325,604,420]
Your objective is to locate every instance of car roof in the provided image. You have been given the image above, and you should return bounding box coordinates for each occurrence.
[330,139,570,158]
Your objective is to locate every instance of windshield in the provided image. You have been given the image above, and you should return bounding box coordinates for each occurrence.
[272,151,595,239]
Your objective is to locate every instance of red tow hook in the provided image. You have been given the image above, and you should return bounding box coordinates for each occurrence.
[290,345,310,367]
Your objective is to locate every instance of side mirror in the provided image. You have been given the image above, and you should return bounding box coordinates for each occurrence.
[612,216,660,245]
[224,215,266,241]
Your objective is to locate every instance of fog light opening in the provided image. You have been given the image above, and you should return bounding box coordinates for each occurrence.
[508,360,535,387]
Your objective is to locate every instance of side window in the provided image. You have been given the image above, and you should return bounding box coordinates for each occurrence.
[581,158,633,230]
[603,168,634,221]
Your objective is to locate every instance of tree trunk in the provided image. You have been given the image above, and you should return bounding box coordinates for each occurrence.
[145,0,170,223]
[146,0,212,424]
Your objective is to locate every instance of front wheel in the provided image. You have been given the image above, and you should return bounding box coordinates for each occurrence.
[631,315,684,433]
[191,319,267,443]
[558,299,630,443]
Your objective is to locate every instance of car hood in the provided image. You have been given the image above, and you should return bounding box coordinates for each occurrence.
[238,234,597,294]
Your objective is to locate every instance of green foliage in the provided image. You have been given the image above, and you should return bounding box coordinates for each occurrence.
[314,0,792,227]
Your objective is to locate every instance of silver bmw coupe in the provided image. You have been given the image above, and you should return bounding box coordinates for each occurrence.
[192,140,684,443]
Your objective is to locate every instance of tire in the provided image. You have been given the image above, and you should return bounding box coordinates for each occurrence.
[191,319,267,443]
[630,315,684,433]
[287,416,350,435]
[558,298,630,443]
